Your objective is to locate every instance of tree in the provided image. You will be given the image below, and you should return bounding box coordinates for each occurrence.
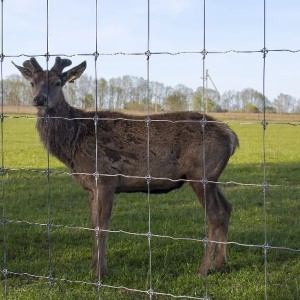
[240,88,265,112]
[273,93,295,114]
[163,89,188,111]
[295,99,300,114]
[82,93,94,109]
[221,90,236,112]
[246,103,259,113]
[76,74,95,108]
[107,78,118,109]
[192,87,203,111]
[150,81,167,112]
[193,87,221,112]
[3,72,300,115]
[3,75,31,106]
[63,83,77,106]
[98,78,108,108]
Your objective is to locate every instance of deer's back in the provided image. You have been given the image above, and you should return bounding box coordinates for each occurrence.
[72,111,238,187]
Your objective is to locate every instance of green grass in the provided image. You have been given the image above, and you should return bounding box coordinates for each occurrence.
[0,115,300,299]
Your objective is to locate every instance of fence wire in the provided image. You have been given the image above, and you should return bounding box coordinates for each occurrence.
[1,0,300,300]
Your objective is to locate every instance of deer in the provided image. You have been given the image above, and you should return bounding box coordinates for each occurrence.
[13,57,239,279]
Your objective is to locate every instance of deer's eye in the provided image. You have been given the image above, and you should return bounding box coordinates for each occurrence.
[55,81,61,87]
[30,82,34,87]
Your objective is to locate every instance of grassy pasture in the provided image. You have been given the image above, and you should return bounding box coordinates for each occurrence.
[0,113,300,299]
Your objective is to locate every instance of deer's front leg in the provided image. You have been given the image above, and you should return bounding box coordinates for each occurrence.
[90,181,114,279]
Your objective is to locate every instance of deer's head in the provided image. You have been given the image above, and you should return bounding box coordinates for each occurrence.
[12,57,86,111]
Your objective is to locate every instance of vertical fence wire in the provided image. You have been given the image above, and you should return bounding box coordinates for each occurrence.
[146,0,153,298]
[94,0,100,113]
[201,1,210,298]
[45,0,54,297]
[93,1,103,297]
[0,0,7,298]
[262,1,269,299]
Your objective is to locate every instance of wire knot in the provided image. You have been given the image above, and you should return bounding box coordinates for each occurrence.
[145,174,152,184]
[203,237,209,247]
[262,181,268,192]
[46,222,52,229]
[93,114,100,125]
[94,226,100,236]
[93,51,100,60]
[44,114,51,127]
[261,119,268,130]
[147,231,153,240]
[44,53,50,61]
[145,50,151,60]
[201,116,207,128]
[262,47,268,58]
[147,288,154,296]
[201,49,208,59]
[0,166,5,175]
[93,171,100,180]
[145,116,151,126]
[48,274,54,281]
[263,243,270,253]
[96,280,102,291]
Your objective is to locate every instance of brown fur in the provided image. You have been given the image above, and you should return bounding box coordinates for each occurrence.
[13,57,239,278]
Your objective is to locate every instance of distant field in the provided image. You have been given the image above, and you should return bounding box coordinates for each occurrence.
[0,113,299,299]
[1,106,37,115]
[2,105,300,122]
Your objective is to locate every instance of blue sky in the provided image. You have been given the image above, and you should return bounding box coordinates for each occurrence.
[3,0,300,101]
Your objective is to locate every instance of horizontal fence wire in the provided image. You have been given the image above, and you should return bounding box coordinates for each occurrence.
[2,48,300,59]
[2,114,300,126]
[1,217,300,253]
[2,166,300,189]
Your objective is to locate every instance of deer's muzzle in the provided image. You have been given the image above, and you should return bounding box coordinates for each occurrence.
[33,95,47,107]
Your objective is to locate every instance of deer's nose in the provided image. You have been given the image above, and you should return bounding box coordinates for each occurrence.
[33,95,47,106]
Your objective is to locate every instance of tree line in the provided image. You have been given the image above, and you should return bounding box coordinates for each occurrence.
[2,74,300,114]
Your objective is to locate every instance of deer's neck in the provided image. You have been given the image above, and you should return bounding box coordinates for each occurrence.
[36,100,86,170]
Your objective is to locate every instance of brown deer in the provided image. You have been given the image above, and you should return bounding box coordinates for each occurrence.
[13,57,239,279]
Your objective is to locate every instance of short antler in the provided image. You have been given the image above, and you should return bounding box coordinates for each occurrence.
[23,57,43,73]
[51,57,72,74]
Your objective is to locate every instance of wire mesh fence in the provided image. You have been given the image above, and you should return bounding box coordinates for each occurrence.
[1,1,300,299]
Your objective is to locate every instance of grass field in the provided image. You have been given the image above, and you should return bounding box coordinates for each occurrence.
[0,112,300,299]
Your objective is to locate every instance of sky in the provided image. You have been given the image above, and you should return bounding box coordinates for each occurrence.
[3,0,300,101]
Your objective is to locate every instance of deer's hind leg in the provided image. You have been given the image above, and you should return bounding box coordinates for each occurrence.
[213,185,232,270]
[190,182,232,275]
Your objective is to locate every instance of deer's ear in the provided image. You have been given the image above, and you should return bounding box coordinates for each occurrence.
[61,61,87,85]
[12,62,33,81]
